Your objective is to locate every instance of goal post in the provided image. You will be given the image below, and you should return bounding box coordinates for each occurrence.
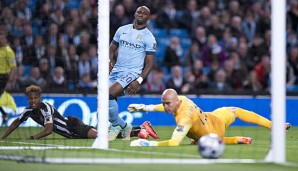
[265,0,286,163]
[92,0,109,149]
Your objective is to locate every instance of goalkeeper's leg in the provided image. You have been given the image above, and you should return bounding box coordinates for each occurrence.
[232,107,271,129]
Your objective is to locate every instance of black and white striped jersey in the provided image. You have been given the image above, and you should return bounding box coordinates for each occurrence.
[18,102,74,138]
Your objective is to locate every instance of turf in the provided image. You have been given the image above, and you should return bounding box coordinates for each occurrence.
[0,126,297,171]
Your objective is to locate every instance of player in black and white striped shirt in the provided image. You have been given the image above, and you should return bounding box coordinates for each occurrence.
[0,85,97,139]
[0,85,159,140]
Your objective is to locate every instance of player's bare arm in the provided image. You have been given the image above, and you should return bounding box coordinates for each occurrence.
[127,54,155,95]
[0,118,21,139]
[109,42,118,73]
[29,122,54,139]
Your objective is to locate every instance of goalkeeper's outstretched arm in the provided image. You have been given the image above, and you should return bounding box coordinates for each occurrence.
[128,104,165,113]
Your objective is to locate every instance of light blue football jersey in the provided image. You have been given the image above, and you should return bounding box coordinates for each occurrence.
[111,24,156,75]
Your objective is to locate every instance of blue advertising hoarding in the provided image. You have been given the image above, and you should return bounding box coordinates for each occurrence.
[3,94,297,127]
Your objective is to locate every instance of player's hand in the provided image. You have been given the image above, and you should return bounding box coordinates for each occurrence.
[128,104,146,112]
[109,62,114,74]
[130,139,157,146]
[126,81,140,95]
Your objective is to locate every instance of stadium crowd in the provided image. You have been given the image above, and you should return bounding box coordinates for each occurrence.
[1,0,298,94]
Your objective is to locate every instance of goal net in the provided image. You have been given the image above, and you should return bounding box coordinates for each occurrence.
[0,0,296,166]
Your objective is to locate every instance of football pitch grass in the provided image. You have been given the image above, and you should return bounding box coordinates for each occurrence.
[0,126,297,171]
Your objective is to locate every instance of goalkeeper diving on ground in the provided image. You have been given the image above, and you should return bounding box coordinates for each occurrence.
[129,88,291,147]
[0,85,159,140]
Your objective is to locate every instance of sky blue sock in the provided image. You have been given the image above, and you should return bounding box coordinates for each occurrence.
[118,116,127,128]
[109,99,118,126]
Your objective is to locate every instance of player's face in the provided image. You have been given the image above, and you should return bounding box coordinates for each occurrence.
[134,7,150,25]
[27,92,41,109]
[162,96,179,114]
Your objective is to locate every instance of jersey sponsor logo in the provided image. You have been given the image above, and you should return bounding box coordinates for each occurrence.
[119,40,141,49]
[176,125,184,132]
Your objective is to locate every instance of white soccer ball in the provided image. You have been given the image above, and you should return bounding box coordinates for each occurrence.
[198,134,225,159]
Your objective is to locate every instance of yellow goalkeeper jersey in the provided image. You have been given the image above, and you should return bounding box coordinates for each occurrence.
[156,96,230,146]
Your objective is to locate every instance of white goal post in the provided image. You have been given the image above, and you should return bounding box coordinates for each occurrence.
[92,0,109,149]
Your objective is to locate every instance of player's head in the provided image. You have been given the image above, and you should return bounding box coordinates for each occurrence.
[134,6,150,25]
[26,85,42,109]
[161,89,180,113]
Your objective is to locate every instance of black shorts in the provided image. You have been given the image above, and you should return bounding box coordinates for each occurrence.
[0,74,9,94]
[67,116,93,138]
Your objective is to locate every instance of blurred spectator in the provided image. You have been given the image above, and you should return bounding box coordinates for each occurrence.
[6,65,28,91]
[287,0,298,33]
[46,22,59,45]
[165,65,188,93]
[22,23,34,46]
[247,35,267,67]
[88,45,98,80]
[66,44,79,85]
[201,34,227,67]
[77,73,96,90]
[48,66,67,91]
[142,68,165,92]
[39,57,51,82]
[242,10,256,44]
[33,2,52,35]
[123,0,137,22]
[163,36,183,72]
[193,6,212,29]
[44,44,65,74]
[228,15,243,38]
[110,4,130,40]
[191,26,207,47]
[11,36,24,66]
[209,69,231,92]
[206,15,224,40]
[156,0,180,31]
[178,0,199,32]
[228,0,241,17]
[243,70,263,92]
[78,51,91,79]
[26,66,47,89]
[33,35,46,60]
[79,0,92,17]
[184,41,202,67]
[51,9,65,28]
[287,46,298,84]
[13,0,32,22]
[77,31,91,56]
[1,7,15,30]
[63,21,80,45]
[9,18,24,38]
[287,30,298,50]
[253,54,271,90]
[191,59,209,91]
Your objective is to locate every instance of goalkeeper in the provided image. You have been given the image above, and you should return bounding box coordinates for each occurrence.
[129,89,291,146]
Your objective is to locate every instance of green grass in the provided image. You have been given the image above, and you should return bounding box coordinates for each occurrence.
[0,126,297,171]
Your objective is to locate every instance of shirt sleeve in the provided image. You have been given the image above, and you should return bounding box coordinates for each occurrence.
[145,33,156,54]
[18,109,32,123]
[112,27,122,43]
[156,118,192,146]
[41,109,53,125]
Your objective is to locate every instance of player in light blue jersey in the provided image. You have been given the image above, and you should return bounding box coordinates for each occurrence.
[108,6,156,141]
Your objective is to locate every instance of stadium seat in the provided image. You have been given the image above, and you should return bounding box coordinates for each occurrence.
[169,29,189,38]
[153,29,167,38]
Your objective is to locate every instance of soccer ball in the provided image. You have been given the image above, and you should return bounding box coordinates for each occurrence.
[198,134,225,159]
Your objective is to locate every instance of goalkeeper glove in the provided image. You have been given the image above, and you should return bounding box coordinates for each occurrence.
[130,139,157,146]
[127,104,156,113]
